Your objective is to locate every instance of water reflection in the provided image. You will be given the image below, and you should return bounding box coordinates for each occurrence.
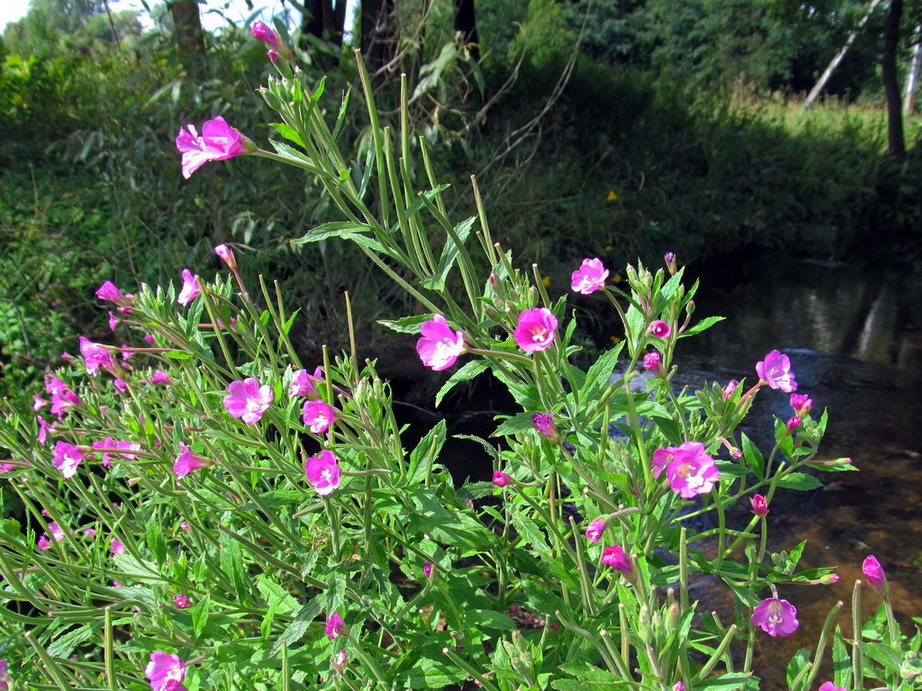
[679,258,922,688]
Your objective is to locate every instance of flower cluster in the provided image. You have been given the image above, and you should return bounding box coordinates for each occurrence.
[651,442,719,498]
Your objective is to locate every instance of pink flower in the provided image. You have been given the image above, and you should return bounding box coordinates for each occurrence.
[289,367,323,398]
[416,315,465,371]
[250,20,283,50]
[600,545,632,577]
[302,400,337,434]
[173,443,208,478]
[0,657,8,690]
[34,394,48,411]
[790,394,813,416]
[79,337,113,376]
[422,562,434,578]
[492,471,512,487]
[531,413,558,442]
[120,345,133,360]
[37,415,54,446]
[570,257,609,294]
[95,281,128,305]
[113,378,128,394]
[108,311,119,331]
[115,440,141,460]
[173,594,190,609]
[305,449,340,495]
[756,349,798,392]
[651,446,677,479]
[585,518,606,542]
[145,652,186,691]
[649,320,671,338]
[214,244,237,271]
[179,521,191,532]
[818,683,845,691]
[325,612,348,639]
[862,555,886,589]
[751,597,799,637]
[643,351,662,373]
[267,49,280,62]
[150,370,171,385]
[223,378,273,423]
[786,416,802,430]
[37,535,51,550]
[751,494,768,516]
[722,379,740,399]
[53,441,86,479]
[39,522,66,550]
[177,269,200,306]
[332,649,348,672]
[110,538,125,556]
[656,441,719,498]
[514,308,558,353]
[175,116,251,179]
[144,333,155,344]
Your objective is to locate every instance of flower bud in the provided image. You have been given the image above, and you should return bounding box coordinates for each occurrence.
[750,494,768,517]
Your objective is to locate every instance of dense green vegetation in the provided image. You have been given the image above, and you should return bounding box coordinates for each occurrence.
[2,0,922,409]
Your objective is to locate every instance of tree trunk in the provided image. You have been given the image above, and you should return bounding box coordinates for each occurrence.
[453,0,479,61]
[360,0,396,73]
[301,0,346,71]
[167,0,205,79]
[904,25,922,115]
[802,0,883,110]
[882,0,905,160]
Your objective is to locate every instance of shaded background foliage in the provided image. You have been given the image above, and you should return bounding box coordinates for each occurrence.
[1,0,922,410]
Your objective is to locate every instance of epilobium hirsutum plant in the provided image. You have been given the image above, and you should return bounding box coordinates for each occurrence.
[1,36,920,691]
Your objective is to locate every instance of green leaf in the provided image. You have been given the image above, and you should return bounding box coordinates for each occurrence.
[256,575,299,615]
[697,673,756,690]
[682,315,726,337]
[220,532,246,601]
[271,599,321,656]
[435,359,489,407]
[831,626,852,689]
[493,412,535,437]
[422,216,475,291]
[192,593,211,640]
[146,518,166,564]
[292,221,385,255]
[377,314,431,334]
[775,472,823,491]
[164,350,194,360]
[408,420,446,484]
[47,624,95,658]
[465,609,516,631]
[268,122,305,147]
[741,433,764,479]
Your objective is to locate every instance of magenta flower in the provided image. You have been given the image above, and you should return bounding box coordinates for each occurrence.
[818,682,845,691]
[179,521,191,532]
[756,349,798,392]
[722,379,740,399]
[108,311,119,331]
[786,416,802,430]
[53,441,86,479]
[214,244,237,270]
[173,594,190,609]
[223,378,274,423]
[751,494,768,516]
[305,449,341,495]
[422,562,434,578]
[649,320,671,338]
[600,545,632,577]
[0,658,8,690]
[79,337,113,376]
[325,612,348,639]
[790,393,813,416]
[514,308,558,353]
[751,597,799,637]
[113,378,128,394]
[289,366,323,398]
[145,652,186,691]
[37,415,54,446]
[250,20,292,59]
[39,522,66,550]
[643,351,662,373]
[173,443,208,478]
[37,535,51,550]
[584,518,606,542]
[110,538,125,556]
[176,116,252,179]
[570,257,609,294]
[267,49,280,63]
[115,440,141,460]
[177,269,201,306]
[862,555,886,589]
[96,280,128,305]
[657,441,719,498]
[416,315,465,371]
[531,413,558,442]
[664,252,677,274]
[492,471,512,487]
[651,445,677,479]
[302,400,337,434]
[150,370,171,385]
